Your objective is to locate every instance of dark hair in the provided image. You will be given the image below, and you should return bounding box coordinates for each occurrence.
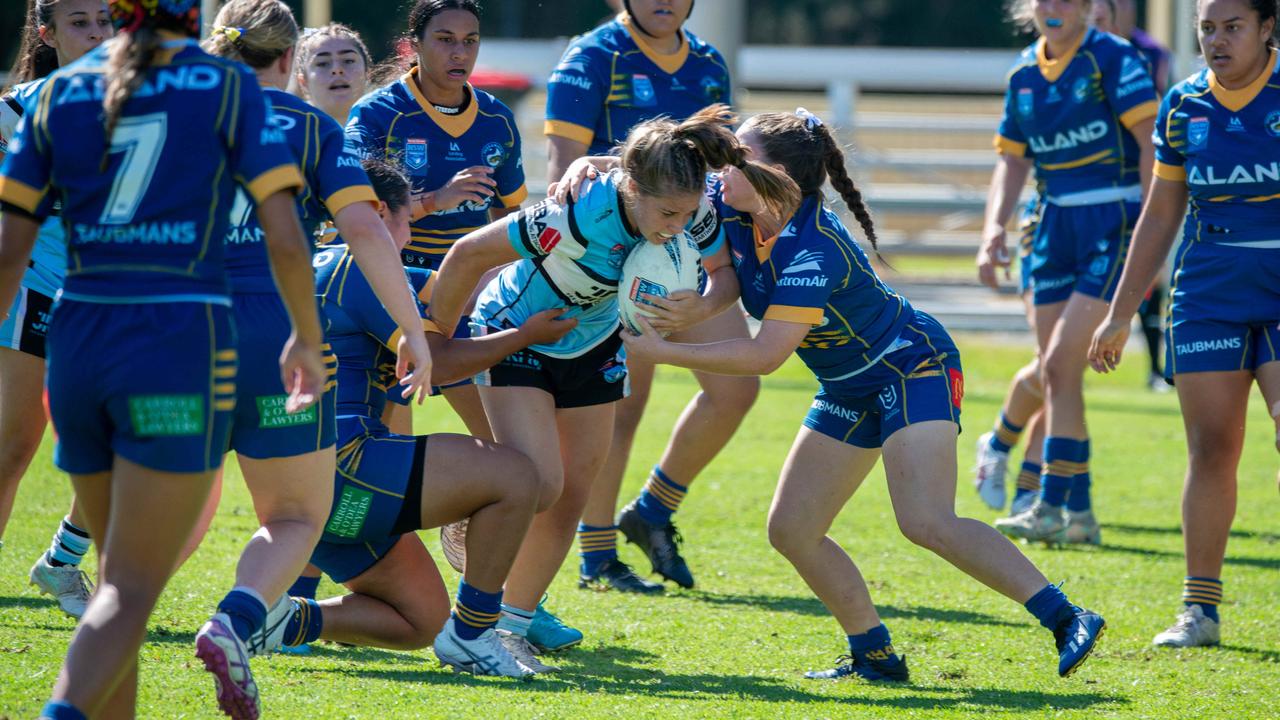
[203,0,299,69]
[362,157,412,214]
[621,104,800,222]
[408,0,481,40]
[10,0,64,86]
[745,112,881,253]
[102,26,161,151]
[1214,0,1280,47]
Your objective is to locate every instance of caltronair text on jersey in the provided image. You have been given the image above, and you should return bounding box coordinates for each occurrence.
[1029,120,1109,154]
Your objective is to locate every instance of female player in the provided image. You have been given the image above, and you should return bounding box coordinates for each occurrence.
[346,0,527,439]
[201,0,433,700]
[623,109,1106,682]
[293,23,371,124]
[251,158,575,676]
[981,0,1158,545]
[0,0,110,619]
[0,1,324,717]
[427,106,797,659]
[545,0,754,594]
[1090,0,1280,649]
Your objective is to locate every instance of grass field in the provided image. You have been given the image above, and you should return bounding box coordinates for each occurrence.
[2,336,1277,719]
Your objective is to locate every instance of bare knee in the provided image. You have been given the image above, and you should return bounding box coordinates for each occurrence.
[896,513,953,554]
[1041,347,1082,395]
[533,466,565,513]
[398,605,449,650]
[1016,359,1044,398]
[0,425,45,480]
[705,377,760,418]
[494,447,540,510]
[766,511,815,559]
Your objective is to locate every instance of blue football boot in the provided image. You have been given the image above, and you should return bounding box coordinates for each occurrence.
[1054,606,1106,677]
[526,600,583,652]
[804,653,910,682]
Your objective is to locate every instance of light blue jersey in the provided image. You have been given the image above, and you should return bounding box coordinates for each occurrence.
[472,169,722,358]
[0,79,65,298]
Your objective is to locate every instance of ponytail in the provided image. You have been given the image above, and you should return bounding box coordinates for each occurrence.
[102,25,161,152]
[203,0,298,69]
[815,125,879,253]
[622,104,799,220]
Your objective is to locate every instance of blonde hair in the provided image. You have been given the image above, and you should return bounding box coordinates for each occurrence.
[1006,0,1095,33]
[203,0,298,69]
[621,104,800,221]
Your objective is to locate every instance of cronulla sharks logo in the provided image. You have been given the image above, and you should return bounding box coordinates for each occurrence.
[1188,117,1210,148]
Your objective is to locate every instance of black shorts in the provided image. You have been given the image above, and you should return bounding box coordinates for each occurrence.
[475,328,629,409]
[1,286,53,359]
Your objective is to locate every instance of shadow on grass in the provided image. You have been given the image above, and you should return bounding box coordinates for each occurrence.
[1098,543,1280,570]
[681,591,1021,627]
[1107,523,1274,542]
[297,646,1124,711]
[1218,644,1280,663]
[0,595,59,610]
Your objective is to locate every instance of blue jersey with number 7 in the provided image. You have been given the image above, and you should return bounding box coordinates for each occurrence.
[0,41,302,304]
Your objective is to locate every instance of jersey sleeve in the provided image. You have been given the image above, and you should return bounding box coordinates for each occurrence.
[0,91,23,153]
[493,118,528,209]
[1152,89,1186,182]
[314,113,377,216]
[994,81,1030,157]
[1103,42,1159,129]
[226,68,303,204]
[544,45,607,146]
[344,98,388,161]
[688,190,724,258]
[505,197,584,260]
[0,95,53,220]
[762,242,837,327]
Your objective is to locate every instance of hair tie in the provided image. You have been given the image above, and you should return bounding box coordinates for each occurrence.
[213,25,245,42]
[795,107,824,131]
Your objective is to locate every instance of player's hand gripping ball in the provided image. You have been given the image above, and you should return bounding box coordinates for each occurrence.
[618,233,701,337]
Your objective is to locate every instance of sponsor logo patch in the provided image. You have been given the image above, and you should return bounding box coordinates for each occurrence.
[1188,117,1210,148]
[128,395,205,437]
[256,394,318,429]
[405,138,428,170]
[324,485,373,539]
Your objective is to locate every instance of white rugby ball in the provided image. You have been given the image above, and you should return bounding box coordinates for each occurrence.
[618,233,702,336]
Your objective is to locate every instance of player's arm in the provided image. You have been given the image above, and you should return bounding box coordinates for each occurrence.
[0,212,39,314]
[430,219,522,336]
[977,151,1032,290]
[1127,116,1157,198]
[624,316,809,376]
[426,308,577,385]
[1089,176,1188,373]
[640,243,740,334]
[547,135,590,189]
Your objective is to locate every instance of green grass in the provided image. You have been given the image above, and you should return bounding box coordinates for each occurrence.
[2,336,1278,719]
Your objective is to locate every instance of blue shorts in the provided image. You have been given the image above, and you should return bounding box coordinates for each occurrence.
[309,418,427,582]
[1165,241,1280,376]
[473,326,629,408]
[228,294,337,459]
[47,299,237,474]
[1027,199,1137,305]
[804,314,963,449]
[1017,196,1043,296]
[0,286,53,358]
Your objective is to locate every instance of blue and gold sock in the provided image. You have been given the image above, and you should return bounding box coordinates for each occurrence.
[452,580,502,641]
[496,603,534,637]
[283,597,324,646]
[634,466,687,526]
[287,575,320,601]
[217,586,269,643]
[39,701,87,720]
[848,624,901,664]
[578,523,618,577]
[1066,440,1092,512]
[47,516,91,567]
[989,414,1024,454]
[1182,576,1222,622]
[1014,460,1042,504]
[1025,583,1074,630]
[1042,437,1087,508]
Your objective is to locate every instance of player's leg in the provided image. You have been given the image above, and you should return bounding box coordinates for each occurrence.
[1149,369,1250,648]
[577,356,657,592]
[974,354,1043,511]
[441,384,494,440]
[614,308,759,589]
[0,345,47,542]
[1012,409,1046,515]
[50,461,215,718]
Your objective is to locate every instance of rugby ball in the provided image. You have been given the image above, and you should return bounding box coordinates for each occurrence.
[618,233,702,336]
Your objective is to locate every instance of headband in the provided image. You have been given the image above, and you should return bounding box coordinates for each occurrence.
[110,0,201,36]
[795,107,824,131]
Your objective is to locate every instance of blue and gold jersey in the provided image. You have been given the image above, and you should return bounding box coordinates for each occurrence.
[1154,49,1280,246]
[225,88,376,294]
[996,28,1158,198]
[0,79,64,298]
[720,191,912,383]
[314,243,435,420]
[346,70,527,267]
[544,15,731,155]
[0,41,302,303]
[474,169,723,358]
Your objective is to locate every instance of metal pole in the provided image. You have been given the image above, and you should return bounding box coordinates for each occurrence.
[304,0,332,28]
[200,0,219,38]
[1172,0,1198,79]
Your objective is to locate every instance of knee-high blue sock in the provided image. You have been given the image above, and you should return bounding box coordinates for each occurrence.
[1014,460,1042,504]
[1066,440,1092,512]
[288,575,321,601]
[283,597,324,646]
[1042,437,1087,508]
[1182,576,1222,622]
[634,466,687,526]
[217,587,269,643]
[1025,583,1074,630]
[578,523,618,576]
[451,579,503,641]
[989,414,1024,454]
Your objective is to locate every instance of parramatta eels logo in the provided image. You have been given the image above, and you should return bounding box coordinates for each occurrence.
[481,141,506,168]
[1017,87,1034,117]
[404,138,428,171]
[1072,77,1092,103]
[1188,117,1210,148]
[1265,110,1280,138]
[700,75,724,103]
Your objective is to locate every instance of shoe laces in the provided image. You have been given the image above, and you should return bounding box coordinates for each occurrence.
[654,523,684,564]
[71,569,93,599]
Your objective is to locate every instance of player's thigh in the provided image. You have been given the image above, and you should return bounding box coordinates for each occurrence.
[479,385,565,502]
[1173,370,1253,457]
[769,426,882,545]
[344,534,450,634]
[1255,359,1280,428]
[238,448,336,524]
[555,402,617,497]
[417,433,538,530]
[881,420,962,523]
[1045,292,1109,366]
[0,346,47,452]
